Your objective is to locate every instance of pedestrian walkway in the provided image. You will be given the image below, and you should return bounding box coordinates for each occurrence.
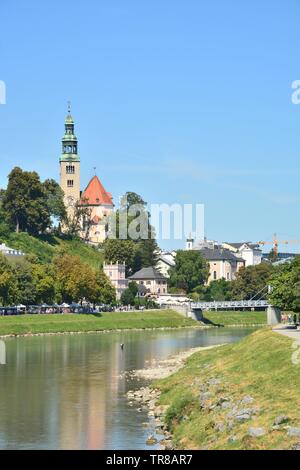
[272,324,300,341]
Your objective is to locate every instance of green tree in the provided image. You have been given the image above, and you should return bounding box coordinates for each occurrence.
[32,263,56,304]
[269,257,300,311]
[2,167,50,234]
[103,238,137,276]
[105,191,159,273]
[95,270,116,304]
[120,281,138,305]
[0,254,18,305]
[169,250,209,293]
[43,179,66,223]
[231,262,273,300]
[203,279,232,301]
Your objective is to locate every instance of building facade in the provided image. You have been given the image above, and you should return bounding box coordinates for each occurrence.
[59,108,81,218]
[103,263,128,300]
[200,247,245,284]
[79,176,114,245]
[156,251,176,278]
[59,107,114,244]
[128,267,168,296]
[222,242,262,266]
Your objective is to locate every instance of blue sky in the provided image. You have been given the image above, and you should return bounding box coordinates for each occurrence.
[0,0,300,251]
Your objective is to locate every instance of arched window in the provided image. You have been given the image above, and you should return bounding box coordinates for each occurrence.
[213,271,217,280]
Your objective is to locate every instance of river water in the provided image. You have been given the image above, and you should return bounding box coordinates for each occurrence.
[0,327,256,449]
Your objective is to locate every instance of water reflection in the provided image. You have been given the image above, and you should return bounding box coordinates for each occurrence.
[0,328,255,449]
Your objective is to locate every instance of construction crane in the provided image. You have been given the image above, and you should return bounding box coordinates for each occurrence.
[257,233,300,256]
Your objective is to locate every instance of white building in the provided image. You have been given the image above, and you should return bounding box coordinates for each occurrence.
[222,242,262,267]
[156,251,176,278]
[0,243,25,258]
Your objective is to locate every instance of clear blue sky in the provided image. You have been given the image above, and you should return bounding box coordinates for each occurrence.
[1,0,300,251]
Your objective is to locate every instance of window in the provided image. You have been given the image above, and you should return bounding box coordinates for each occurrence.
[213,271,217,280]
[66,165,75,174]
[67,180,74,187]
[227,272,230,280]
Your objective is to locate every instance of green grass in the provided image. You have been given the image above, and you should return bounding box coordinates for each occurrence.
[202,310,267,326]
[0,231,104,269]
[155,328,300,450]
[0,309,197,336]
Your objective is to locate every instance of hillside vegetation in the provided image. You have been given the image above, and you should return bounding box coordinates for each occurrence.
[0,228,103,269]
[156,329,300,450]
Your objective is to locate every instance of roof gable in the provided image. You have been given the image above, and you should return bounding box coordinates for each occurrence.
[81,175,113,206]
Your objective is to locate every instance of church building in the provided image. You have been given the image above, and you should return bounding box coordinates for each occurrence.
[59,106,114,244]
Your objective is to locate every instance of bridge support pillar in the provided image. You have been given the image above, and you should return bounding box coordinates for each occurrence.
[267,306,281,325]
[188,307,203,322]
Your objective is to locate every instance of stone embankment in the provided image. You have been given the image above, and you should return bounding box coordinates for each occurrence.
[126,344,222,449]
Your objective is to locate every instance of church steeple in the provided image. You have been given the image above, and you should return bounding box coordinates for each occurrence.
[60,102,79,162]
[59,103,81,213]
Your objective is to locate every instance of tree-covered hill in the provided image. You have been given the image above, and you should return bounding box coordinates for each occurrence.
[0,226,103,269]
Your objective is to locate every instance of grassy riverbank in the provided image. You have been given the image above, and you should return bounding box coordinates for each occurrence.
[202,311,267,326]
[0,309,197,336]
[155,328,300,450]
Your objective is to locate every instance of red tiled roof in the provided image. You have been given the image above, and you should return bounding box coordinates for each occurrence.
[80,176,113,206]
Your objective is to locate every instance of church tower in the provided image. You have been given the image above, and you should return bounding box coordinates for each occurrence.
[59,104,80,215]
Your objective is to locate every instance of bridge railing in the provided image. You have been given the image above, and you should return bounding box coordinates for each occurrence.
[191,300,270,310]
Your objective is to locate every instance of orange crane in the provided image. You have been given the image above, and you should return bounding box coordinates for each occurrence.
[257,233,300,256]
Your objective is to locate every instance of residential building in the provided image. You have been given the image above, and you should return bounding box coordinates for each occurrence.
[199,247,245,284]
[156,251,176,278]
[128,267,168,295]
[222,242,262,266]
[103,263,128,300]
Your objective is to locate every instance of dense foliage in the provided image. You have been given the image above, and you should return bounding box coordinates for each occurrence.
[168,250,209,293]
[0,251,115,306]
[269,257,300,311]
[103,191,159,275]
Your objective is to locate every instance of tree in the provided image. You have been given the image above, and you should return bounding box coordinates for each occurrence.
[53,253,116,304]
[230,262,273,300]
[203,279,232,301]
[62,201,92,239]
[269,257,300,311]
[95,270,116,304]
[43,179,66,223]
[103,238,137,276]
[0,254,18,305]
[2,167,50,234]
[120,281,138,305]
[105,191,159,273]
[169,250,209,293]
[120,192,147,212]
[31,263,56,304]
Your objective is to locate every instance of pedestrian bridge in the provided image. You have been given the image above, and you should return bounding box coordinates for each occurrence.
[191,299,270,310]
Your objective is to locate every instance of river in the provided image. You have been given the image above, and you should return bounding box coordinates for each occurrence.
[0,327,256,449]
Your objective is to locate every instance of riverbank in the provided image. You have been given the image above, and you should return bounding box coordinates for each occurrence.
[202,311,267,327]
[141,328,300,450]
[0,310,197,337]
[0,310,268,338]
